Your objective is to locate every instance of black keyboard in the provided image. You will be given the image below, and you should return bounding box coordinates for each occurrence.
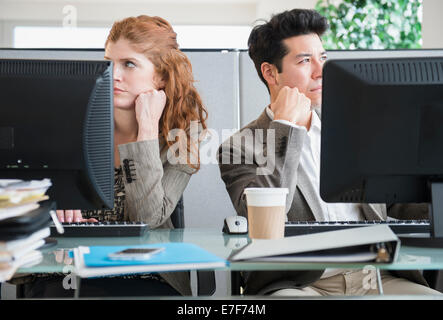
[285,220,430,237]
[50,221,149,237]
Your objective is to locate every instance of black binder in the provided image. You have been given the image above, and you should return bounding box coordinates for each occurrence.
[0,201,55,241]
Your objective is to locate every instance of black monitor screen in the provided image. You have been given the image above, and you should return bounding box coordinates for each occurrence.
[321,57,443,203]
[0,59,114,209]
[320,57,443,243]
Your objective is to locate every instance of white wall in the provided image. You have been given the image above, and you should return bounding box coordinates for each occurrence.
[2,0,441,49]
[422,0,443,48]
[256,0,316,22]
[0,0,316,47]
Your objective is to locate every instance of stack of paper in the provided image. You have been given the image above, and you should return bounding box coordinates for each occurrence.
[0,230,47,282]
[0,179,52,282]
[0,179,51,213]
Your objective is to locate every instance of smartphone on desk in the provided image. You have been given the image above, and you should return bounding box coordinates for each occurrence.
[108,247,164,261]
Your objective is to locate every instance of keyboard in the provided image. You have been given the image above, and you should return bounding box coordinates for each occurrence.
[285,220,430,237]
[50,221,149,237]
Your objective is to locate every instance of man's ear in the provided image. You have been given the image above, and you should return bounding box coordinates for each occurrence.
[261,62,279,87]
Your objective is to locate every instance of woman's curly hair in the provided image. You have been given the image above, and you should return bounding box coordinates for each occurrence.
[106,15,208,171]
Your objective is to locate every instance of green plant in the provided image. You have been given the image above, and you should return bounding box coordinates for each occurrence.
[315,0,422,49]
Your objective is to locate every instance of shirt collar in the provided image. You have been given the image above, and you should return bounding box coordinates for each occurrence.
[265,105,274,120]
[311,109,321,131]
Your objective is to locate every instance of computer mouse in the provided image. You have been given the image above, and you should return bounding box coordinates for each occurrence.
[224,236,249,251]
[222,215,248,234]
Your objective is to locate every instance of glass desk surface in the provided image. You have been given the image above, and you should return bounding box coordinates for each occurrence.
[17,228,443,274]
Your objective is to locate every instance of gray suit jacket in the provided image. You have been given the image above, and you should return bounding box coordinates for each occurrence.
[118,138,195,296]
[218,108,429,294]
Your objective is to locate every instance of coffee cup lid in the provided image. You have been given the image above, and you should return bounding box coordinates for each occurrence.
[244,188,289,194]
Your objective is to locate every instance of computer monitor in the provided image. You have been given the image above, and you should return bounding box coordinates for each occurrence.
[320,56,443,247]
[0,58,114,209]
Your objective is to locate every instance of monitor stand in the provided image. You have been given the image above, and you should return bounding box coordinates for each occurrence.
[399,182,443,248]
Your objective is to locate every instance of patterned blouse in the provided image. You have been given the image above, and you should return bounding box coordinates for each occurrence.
[82,167,126,222]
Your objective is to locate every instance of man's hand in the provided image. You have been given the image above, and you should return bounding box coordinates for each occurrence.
[270,86,312,129]
[135,89,167,141]
[56,210,98,223]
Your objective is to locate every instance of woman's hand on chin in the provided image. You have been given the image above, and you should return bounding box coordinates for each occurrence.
[135,89,167,141]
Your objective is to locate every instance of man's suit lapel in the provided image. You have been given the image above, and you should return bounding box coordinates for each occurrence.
[256,108,324,221]
[361,203,386,220]
[297,167,325,221]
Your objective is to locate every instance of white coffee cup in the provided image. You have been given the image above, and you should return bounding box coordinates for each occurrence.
[244,188,288,239]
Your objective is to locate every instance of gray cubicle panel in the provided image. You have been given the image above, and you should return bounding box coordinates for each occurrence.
[239,50,270,128]
[0,48,240,228]
[183,50,240,228]
[238,49,443,127]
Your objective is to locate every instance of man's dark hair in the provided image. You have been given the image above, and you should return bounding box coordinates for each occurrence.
[248,9,328,90]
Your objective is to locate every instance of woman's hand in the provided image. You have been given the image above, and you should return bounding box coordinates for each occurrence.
[55,210,98,223]
[135,89,167,141]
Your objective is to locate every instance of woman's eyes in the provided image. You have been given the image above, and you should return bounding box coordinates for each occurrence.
[125,61,136,68]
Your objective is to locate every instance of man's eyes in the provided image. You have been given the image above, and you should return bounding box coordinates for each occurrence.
[298,55,327,64]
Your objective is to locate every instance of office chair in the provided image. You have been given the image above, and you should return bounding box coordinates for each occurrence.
[170,196,217,296]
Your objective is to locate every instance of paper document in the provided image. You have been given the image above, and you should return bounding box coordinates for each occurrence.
[0,250,43,283]
[0,179,51,208]
[0,203,40,221]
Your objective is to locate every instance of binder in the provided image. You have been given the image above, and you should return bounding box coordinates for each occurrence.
[73,242,228,278]
[229,225,400,263]
[0,201,54,241]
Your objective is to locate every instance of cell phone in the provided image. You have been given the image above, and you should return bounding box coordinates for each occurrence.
[108,247,164,261]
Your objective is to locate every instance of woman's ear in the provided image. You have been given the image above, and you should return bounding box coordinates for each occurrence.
[261,62,279,87]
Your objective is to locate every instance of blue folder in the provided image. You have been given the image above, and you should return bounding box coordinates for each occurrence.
[81,243,227,268]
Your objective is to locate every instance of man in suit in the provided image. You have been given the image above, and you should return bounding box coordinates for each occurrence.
[217,8,441,296]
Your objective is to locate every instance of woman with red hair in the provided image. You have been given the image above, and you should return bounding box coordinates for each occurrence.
[34,15,208,297]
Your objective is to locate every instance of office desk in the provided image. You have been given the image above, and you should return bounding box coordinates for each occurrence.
[16,228,443,272]
[14,228,443,298]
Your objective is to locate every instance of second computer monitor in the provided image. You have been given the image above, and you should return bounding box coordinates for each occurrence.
[320,57,443,242]
[320,57,443,204]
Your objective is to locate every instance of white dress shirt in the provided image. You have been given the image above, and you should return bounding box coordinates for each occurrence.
[266,107,364,278]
